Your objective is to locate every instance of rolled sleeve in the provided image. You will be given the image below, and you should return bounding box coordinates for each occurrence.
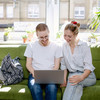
[84,64,95,71]
[83,44,95,71]
[24,43,33,58]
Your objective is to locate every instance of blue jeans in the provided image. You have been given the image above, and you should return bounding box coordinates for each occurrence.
[62,71,96,100]
[28,74,57,100]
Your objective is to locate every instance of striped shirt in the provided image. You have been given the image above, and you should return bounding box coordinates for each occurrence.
[61,40,95,72]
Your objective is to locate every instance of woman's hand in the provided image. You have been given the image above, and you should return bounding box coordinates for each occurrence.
[60,69,67,87]
[69,70,91,85]
[69,75,83,85]
[60,81,67,87]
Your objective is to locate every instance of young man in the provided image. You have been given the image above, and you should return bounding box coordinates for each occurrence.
[24,23,62,100]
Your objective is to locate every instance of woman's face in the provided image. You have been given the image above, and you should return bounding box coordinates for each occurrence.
[64,29,77,44]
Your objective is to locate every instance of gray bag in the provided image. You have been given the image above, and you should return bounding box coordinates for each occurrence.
[0,68,5,81]
[1,54,23,85]
[0,68,5,88]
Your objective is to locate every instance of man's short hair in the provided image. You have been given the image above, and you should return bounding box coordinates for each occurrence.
[36,23,49,32]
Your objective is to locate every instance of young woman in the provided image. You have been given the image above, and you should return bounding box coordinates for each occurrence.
[61,21,96,100]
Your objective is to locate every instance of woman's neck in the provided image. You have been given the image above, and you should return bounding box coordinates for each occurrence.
[69,39,79,47]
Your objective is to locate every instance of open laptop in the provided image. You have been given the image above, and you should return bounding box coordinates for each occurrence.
[34,70,64,84]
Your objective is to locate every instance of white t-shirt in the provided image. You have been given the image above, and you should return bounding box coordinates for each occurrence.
[24,41,62,70]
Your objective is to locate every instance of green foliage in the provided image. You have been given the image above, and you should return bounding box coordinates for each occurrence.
[88,33,100,42]
[88,8,100,42]
[26,30,35,34]
[4,27,14,36]
[4,32,9,36]
[22,35,27,39]
[56,31,63,39]
[89,8,100,32]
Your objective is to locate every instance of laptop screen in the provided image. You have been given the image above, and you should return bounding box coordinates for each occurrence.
[34,70,64,84]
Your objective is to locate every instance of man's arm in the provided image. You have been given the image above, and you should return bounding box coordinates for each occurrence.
[26,57,34,77]
[53,58,61,70]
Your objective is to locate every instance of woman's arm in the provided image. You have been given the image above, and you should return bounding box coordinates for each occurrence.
[69,70,91,85]
[81,69,91,79]
[60,69,67,87]
[64,69,67,84]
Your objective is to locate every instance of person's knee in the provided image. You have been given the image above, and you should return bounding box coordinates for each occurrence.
[46,84,57,92]
[28,78,35,88]
[28,81,43,100]
[29,83,42,95]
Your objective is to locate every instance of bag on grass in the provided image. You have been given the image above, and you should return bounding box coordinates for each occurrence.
[1,54,23,85]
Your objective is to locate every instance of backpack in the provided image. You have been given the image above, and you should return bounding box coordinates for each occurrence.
[1,54,23,85]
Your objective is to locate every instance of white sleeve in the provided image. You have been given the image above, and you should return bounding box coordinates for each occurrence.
[24,43,33,58]
[55,45,63,58]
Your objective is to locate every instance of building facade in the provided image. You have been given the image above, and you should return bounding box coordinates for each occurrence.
[0,0,98,30]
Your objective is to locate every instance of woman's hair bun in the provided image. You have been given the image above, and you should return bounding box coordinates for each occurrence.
[71,21,80,27]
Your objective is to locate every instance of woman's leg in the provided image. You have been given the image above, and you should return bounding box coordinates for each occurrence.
[28,74,43,100]
[63,80,83,100]
[79,72,96,87]
[62,71,96,100]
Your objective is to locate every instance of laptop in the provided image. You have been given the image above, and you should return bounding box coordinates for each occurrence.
[34,70,64,84]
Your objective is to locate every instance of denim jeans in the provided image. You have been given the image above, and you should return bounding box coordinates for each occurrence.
[28,74,58,100]
[62,71,96,100]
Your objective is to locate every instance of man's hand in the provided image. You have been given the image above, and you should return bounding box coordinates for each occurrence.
[32,73,34,78]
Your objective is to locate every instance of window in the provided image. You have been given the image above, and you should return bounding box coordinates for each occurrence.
[0,0,98,42]
[6,5,13,18]
[98,0,100,7]
[0,5,3,18]
[74,7,85,19]
[28,4,39,18]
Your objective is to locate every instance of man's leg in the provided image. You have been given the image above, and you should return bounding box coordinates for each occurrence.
[28,74,43,100]
[45,84,57,100]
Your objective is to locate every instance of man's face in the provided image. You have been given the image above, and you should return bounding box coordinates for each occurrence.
[37,29,49,46]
